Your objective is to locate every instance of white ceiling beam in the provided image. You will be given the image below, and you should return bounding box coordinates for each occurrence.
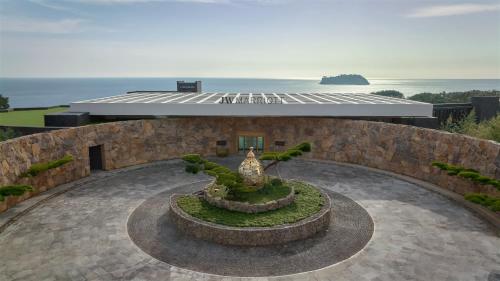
[284,93,305,104]
[197,93,218,103]
[161,93,196,103]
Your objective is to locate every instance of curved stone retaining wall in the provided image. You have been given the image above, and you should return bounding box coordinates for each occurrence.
[169,192,332,246]
[204,184,295,213]
[1,117,499,212]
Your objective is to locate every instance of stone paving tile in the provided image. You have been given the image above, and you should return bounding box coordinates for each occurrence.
[0,157,499,281]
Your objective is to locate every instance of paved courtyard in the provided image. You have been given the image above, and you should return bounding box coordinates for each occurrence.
[0,156,499,281]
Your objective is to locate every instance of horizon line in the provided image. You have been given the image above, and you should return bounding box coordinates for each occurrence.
[1,76,500,80]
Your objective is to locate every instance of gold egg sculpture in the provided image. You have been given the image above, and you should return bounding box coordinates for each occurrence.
[238,147,265,188]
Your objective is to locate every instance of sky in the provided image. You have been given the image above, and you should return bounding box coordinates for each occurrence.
[0,0,499,79]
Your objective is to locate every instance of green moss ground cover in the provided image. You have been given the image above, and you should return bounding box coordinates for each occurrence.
[226,179,290,204]
[177,181,326,227]
[0,107,67,127]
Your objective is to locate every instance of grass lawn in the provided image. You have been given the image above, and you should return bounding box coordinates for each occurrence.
[177,181,326,227]
[0,107,68,127]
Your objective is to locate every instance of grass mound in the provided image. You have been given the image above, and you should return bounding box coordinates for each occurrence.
[225,179,290,204]
[177,181,326,227]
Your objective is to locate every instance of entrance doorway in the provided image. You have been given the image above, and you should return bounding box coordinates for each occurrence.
[238,135,264,153]
[89,145,104,171]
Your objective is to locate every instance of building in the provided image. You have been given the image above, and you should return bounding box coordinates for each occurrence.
[41,87,437,154]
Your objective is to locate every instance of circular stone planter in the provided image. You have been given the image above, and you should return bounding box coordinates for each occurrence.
[128,182,373,276]
[204,184,295,213]
[169,187,331,246]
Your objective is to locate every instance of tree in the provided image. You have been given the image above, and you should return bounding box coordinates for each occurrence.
[259,142,311,178]
[440,110,500,143]
[0,128,17,142]
[371,90,404,99]
[409,90,500,104]
[0,95,9,109]
[441,110,477,134]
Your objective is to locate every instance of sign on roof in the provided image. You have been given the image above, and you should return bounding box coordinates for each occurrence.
[71,92,433,117]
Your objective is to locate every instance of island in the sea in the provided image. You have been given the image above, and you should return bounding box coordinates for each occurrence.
[320,74,370,85]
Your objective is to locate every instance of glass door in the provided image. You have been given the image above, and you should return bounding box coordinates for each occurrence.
[238,136,264,153]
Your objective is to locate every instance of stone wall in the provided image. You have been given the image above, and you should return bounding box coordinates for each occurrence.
[169,192,332,246]
[1,117,499,213]
[204,181,295,213]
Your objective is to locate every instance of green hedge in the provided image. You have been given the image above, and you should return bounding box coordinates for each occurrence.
[181,154,245,192]
[185,163,201,174]
[465,193,500,212]
[20,155,74,178]
[259,142,311,162]
[182,154,204,164]
[431,161,500,190]
[181,142,312,195]
[0,185,33,201]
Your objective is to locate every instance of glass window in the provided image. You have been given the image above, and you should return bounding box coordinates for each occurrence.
[239,136,245,151]
[238,135,265,152]
[257,137,264,151]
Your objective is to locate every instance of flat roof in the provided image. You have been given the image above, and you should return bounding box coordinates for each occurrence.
[70,92,433,117]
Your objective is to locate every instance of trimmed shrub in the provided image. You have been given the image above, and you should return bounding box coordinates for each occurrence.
[182,154,203,164]
[294,142,311,152]
[432,161,500,190]
[48,155,73,169]
[277,153,292,161]
[204,170,218,177]
[260,142,311,162]
[457,171,480,180]
[476,176,492,185]
[465,193,500,212]
[286,149,302,157]
[181,142,311,195]
[431,161,448,170]
[21,155,73,178]
[216,172,244,191]
[203,161,218,170]
[270,178,283,186]
[0,185,33,201]
[259,152,278,161]
[212,165,233,175]
[185,164,200,174]
[489,179,500,188]
[206,184,228,198]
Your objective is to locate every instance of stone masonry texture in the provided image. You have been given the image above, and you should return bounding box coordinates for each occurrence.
[0,118,499,212]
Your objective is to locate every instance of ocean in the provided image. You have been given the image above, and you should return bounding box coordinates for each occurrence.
[0,77,499,108]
